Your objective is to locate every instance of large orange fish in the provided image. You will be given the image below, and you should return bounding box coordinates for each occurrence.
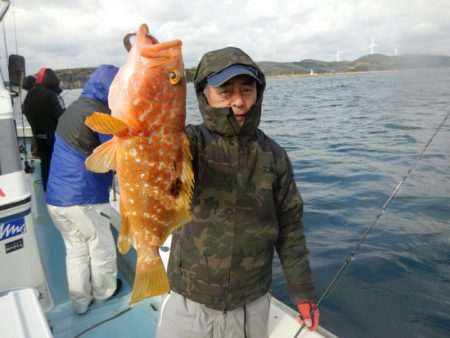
[84,24,194,304]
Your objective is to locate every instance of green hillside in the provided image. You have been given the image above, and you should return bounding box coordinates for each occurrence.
[54,67,196,90]
[257,61,309,76]
[55,67,96,89]
[293,59,351,73]
[54,54,450,89]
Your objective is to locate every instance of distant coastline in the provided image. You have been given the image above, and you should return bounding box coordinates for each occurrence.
[267,70,372,79]
[52,53,450,89]
[266,68,414,79]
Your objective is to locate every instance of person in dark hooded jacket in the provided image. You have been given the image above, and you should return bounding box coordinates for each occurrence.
[46,65,121,315]
[157,48,319,337]
[22,75,36,90]
[23,67,65,190]
[20,75,39,157]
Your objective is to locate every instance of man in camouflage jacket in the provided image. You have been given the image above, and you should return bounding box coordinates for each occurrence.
[158,47,318,338]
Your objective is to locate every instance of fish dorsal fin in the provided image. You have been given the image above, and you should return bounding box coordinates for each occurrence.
[85,138,117,173]
[85,112,128,136]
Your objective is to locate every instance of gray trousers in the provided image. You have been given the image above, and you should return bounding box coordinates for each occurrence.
[156,291,271,338]
[47,203,117,314]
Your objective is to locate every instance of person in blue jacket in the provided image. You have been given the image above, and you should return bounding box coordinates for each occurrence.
[46,65,122,314]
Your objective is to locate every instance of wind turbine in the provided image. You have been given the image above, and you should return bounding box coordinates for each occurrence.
[336,48,343,62]
[368,38,378,54]
[393,46,399,56]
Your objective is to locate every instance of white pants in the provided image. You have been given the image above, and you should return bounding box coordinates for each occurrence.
[157,291,271,338]
[47,203,117,313]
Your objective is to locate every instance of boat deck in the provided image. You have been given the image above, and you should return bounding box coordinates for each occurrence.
[32,175,163,338]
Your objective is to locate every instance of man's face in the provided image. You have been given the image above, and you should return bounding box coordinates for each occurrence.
[206,75,257,127]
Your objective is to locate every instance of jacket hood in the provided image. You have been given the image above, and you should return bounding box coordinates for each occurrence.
[80,65,119,105]
[193,47,266,136]
[22,75,36,90]
[36,68,62,94]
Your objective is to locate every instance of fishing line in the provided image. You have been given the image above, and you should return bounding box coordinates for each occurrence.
[73,306,131,337]
[293,110,450,338]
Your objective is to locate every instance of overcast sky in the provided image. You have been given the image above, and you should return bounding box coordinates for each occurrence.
[1,0,450,77]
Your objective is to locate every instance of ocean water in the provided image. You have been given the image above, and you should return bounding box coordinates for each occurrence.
[19,68,449,338]
[261,69,450,338]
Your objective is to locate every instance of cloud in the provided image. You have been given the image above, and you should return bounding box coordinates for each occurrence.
[409,22,439,36]
[1,0,449,77]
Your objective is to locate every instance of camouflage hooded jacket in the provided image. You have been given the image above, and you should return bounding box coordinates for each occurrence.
[167,47,317,311]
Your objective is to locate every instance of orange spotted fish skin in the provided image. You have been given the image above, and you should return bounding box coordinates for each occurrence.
[85,24,194,304]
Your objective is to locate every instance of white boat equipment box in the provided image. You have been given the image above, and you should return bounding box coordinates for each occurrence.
[0,288,53,338]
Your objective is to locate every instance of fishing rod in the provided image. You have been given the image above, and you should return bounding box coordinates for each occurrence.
[293,110,450,338]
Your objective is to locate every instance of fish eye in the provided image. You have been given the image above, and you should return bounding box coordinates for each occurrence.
[168,69,181,85]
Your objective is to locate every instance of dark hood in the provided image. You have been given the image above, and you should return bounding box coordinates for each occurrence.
[36,68,62,94]
[22,75,36,90]
[193,47,266,136]
[80,65,118,106]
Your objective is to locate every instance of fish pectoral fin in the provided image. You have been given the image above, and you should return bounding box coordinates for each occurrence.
[118,205,133,254]
[160,132,195,244]
[160,209,192,246]
[130,255,169,304]
[85,138,117,173]
[85,112,129,135]
[178,132,195,210]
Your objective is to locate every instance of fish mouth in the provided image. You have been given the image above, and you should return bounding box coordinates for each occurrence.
[141,39,182,58]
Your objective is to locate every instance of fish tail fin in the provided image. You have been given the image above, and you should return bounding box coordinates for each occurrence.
[85,138,117,173]
[85,112,129,135]
[117,203,133,254]
[130,256,169,304]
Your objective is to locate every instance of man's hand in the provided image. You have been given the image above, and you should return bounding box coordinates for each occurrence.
[296,303,319,331]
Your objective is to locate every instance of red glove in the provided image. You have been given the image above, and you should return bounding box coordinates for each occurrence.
[297,303,319,331]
